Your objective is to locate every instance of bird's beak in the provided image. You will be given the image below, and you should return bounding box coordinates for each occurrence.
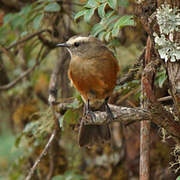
[56,43,71,47]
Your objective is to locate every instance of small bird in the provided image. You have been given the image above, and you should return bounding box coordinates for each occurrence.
[56,35,119,147]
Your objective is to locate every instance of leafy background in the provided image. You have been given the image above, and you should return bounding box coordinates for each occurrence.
[0,0,178,180]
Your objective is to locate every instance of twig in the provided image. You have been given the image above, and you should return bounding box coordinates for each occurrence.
[116,48,145,86]
[6,29,51,50]
[38,34,57,49]
[46,146,55,180]
[25,129,57,180]
[157,96,172,102]
[0,45,16,65]
[0,62,38,91]
[140,36,152,180]
[0,46,48,91]
[117,86,140,104]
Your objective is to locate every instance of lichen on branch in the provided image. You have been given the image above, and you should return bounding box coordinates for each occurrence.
[154,3,180,62]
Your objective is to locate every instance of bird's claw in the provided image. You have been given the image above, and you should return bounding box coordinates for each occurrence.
[85,110,96,123]
[105,103,114,123]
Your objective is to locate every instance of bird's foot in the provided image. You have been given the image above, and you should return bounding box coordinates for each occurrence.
[85,110,96,123]
[104,98,114,123]
[82,100,97,124]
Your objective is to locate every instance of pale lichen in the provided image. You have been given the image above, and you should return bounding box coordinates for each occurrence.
[156,4,180,35]
[154,3,180,63]
[135,0,145,4]
[154,33,180,62]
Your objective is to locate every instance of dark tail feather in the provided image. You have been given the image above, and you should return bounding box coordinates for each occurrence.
[78,124,111,147]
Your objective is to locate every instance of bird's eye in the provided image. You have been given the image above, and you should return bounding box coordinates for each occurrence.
[74,42,80,47]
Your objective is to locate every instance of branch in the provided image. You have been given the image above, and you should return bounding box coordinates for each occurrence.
[0,62,37,91]
[116,48,145,86]
[0,46,49,91]
[6,29,51,50]
[56,103,180,139]
[25,129,57,180]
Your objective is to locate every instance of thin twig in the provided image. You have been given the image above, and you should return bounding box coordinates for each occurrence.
[25,129,57,180]
[6,29,51,50]
[0,62,38,91]
[46,146,55,180]
[157,96,172,102]
[0,46,47,91]
[117,86,140,104]
[0,45,16,65]
[116,48,145,86]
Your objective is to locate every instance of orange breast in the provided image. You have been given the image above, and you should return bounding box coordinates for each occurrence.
[68,51,119,104]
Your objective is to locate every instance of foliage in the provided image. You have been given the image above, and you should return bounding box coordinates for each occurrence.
[74,0,135,42]
[155,67,167,88]
[1,0,61,41]
[1,0,179,179]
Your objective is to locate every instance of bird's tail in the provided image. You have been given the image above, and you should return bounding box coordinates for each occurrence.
[78,124,111,147]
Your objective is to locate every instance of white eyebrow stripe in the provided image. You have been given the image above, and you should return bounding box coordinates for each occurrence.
[67,36,90,44]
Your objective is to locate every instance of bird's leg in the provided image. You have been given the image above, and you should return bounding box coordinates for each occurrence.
[104,97,114,122]
[84,99,96,123]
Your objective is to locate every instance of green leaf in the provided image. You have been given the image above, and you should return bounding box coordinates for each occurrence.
[102,15,119,28]
[85,0,99,8]
[44,2,61,12]
[109,39,121,46]
[19,5,32,16]
[67,98,81,108]
[52,175,64,180]
[84,8,95,22]
[156,70,167,88]
[98,31,106,41]
[118,0,129,7]
[20,31,28,37]
[58,116,64,130]
[112,26,119,37]
[158,73,167,88]
[108,0,118,10]
[3,13,14,24]
[98,3,107,18]
[176,176,180,180]
[10,15,25,30]
[114,15,135,29]
[33,14,44,29]
[91,23,105,36]
[104,10,115,18]
[105,31,111,41]
[62,109,80,126]
[74,9,88,20]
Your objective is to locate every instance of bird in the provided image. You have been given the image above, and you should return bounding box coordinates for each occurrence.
[56,35,119,147]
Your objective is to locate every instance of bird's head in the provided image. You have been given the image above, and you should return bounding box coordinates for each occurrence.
[56,35,106,59]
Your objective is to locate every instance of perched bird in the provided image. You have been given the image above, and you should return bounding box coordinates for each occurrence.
[56,36,119,147]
